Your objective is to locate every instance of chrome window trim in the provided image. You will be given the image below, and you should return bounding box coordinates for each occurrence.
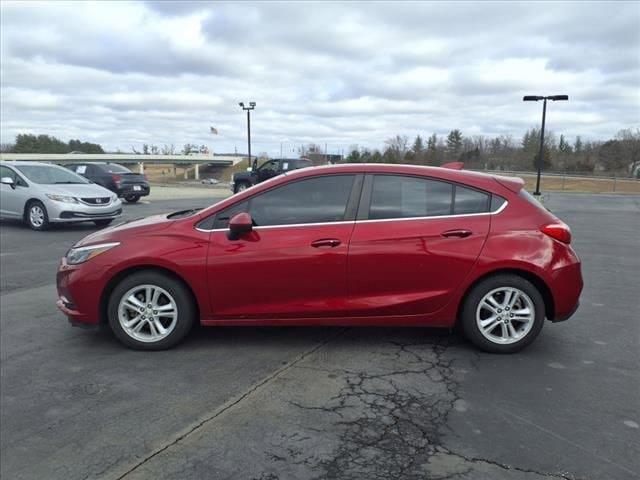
[194,200,508,233]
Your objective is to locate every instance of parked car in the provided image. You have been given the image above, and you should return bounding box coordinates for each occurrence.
[56,164,582,352]
[231,158,313,193]
[64,162,150,203]
[0,161,122,230]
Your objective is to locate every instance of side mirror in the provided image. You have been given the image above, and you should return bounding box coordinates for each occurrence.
[1,177,15,189]
[228,212,253,240]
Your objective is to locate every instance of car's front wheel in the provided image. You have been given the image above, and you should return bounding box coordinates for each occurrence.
[124,194,140,203]
[234,182,250,193]
[461,274,545,353]
[25,200,50,231]
[107,271,195,350]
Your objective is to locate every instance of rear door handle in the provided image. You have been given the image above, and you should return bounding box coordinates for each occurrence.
[311,238,341,248]
[441,229,472,238]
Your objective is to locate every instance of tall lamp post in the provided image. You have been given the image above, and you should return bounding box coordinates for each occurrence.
[239,102,256,170]
[523,95,568,197]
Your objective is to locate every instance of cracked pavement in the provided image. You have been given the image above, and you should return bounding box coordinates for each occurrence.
[1,194,639,479]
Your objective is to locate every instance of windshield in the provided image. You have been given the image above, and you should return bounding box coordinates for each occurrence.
[16,165,89,184]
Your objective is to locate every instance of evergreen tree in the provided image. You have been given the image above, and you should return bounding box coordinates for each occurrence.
[446,129,463,159]
[574,136,583,154]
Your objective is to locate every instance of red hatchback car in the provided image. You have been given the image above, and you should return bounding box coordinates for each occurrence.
[56,164,582,353]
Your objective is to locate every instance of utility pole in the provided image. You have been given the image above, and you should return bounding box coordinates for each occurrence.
[239,102,256,170]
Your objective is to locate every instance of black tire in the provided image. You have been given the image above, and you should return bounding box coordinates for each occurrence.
[94,219,114,228]
[234,182,250,193]
[124,194,140,203]
[25,200,50,231]
[107,271,195,350]
[460,274,545,353]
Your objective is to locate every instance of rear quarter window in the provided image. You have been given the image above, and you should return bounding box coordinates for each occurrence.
[453,185,490,214]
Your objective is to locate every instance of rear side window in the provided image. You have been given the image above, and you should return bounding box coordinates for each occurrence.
[453,185,490,214]
[369,175,453,220]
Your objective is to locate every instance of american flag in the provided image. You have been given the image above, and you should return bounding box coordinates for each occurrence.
[210,127,218,135]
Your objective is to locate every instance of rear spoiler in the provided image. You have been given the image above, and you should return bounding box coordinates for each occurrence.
[493,175,525,193]
[441,161,464,170]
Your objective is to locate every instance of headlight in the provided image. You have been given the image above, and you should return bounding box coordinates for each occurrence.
[111,194,118,202]
[66,242,120,265]
[46,194,78,204]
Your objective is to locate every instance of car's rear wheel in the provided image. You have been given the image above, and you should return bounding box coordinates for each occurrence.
[94,219,114,228]
[124,194,140,203]
[461,274,545,353]
[25,200,49,231]
[107,271,195,350]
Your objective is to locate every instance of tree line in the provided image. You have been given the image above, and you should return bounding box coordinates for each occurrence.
[344,128,640,176]
[1,134,105,154]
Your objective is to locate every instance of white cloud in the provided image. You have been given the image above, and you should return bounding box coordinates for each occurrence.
[1,0,639,156]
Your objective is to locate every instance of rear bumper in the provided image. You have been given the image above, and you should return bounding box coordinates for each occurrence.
[117,184,150,197]
[549,259,583,322]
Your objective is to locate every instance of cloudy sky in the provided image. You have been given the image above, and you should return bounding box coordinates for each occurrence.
[1,1,639,156]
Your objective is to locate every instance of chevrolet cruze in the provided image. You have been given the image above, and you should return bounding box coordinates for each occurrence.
[56,164,582,353]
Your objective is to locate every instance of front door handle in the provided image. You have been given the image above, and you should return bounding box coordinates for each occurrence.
[311,238,341,248]
[441,229,472,238]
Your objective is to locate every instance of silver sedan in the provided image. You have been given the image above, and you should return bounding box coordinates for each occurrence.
[0,161,123,230]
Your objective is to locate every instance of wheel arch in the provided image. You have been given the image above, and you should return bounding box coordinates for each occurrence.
[99,265,201,325]
[23,197,44,220]
[457,268,555,322]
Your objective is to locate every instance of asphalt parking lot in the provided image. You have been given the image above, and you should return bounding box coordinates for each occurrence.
[1,192,639,480]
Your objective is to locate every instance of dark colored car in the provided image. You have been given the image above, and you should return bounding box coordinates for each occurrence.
[231,158,313,193]
[64,163,150,203]
[57,164,582,353]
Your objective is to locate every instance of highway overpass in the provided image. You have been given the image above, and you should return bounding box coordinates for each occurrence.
[0,153,245,179]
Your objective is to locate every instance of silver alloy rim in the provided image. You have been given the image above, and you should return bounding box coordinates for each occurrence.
[118,284,178,343]
[29,205,45,227]
[237,184,248,191]
[476,287,535,345]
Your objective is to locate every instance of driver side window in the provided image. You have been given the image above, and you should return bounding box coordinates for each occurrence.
[259,160,279,173]
[212,175,355,229]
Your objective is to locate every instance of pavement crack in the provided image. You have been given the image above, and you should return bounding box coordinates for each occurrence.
[112,328,348,480]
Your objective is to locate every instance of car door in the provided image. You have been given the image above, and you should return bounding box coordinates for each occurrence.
[0,165,30,218]
[206,174,362,319]
[346,174,491,317]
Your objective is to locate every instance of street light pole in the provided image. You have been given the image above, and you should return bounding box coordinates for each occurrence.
[239,102,256,170]
[523,95,568,197]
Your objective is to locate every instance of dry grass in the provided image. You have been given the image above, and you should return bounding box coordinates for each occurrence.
[513,173,640,194]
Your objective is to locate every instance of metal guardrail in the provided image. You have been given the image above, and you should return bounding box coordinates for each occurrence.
[0,153,243,166]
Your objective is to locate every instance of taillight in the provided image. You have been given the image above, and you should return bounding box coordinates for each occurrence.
[541,223,572,244]
[111,173,122,184]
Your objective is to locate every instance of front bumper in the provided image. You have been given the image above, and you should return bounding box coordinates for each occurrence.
[56,257,104,326]
[48,199,123,223]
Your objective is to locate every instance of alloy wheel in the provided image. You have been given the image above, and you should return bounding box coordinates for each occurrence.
[475,287,535,345]
[118,284,178,343]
